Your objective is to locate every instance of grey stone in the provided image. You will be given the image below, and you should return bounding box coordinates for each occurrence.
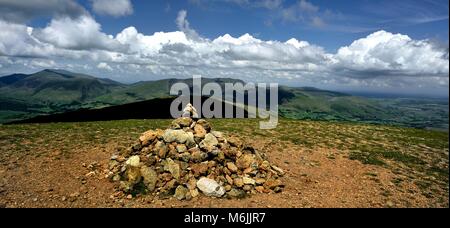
[174,185,189,200]
[196,119,211,131]
[154,141,168,158]
[172,117,192,128]
[185,132,196,148]
[163,129,189,144]
[243,177,256,185]
[199,133,218,152]
[227,188,247,199]
[180,152,191,162]
[125,155,140,167]
[164,158,180,180]
[196,177,225,197]
[211,131,224,138]
[140,166,157,192]
[176,144,187,153]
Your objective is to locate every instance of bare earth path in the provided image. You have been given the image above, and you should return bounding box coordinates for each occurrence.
[0,119,448,208]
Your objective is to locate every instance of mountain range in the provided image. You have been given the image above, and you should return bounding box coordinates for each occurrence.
[0,69,448,130]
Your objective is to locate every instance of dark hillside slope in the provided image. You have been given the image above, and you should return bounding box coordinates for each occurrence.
[9,96,249,124]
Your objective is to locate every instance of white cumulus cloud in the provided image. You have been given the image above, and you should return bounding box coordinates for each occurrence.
[32,15,124,51]
[115,26,191,55]
[0,20,55,58]
[0,10,448,94]
[91,0,133,17]
[333,30,449,78]
[97,62,113,71]
[176,10,200,40]
[0,0,87,23]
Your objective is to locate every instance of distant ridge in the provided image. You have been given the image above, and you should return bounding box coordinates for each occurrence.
[1,69,448,130]
[8,96,249,124]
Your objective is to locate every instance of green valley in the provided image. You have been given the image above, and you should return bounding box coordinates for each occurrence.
[0,69,448,131]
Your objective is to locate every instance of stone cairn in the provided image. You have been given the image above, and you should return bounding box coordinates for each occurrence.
[107,104,284,200]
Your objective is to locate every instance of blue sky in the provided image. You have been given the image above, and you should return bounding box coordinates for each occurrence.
[77,0,450,52]
[0,0,448,96]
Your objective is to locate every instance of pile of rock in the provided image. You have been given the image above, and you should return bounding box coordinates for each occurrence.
[107,105,284,200]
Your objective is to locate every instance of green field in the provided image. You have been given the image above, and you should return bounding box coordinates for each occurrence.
[279,87,449,130]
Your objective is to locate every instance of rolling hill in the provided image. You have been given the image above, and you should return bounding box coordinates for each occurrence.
[0,69,124,102]
[0,69,448,130]
[0,70,249,123]
[93,77,246,105]
[0,69,125,122]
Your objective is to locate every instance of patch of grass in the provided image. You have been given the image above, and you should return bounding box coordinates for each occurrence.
[414,180,433,191]
[349,149,426,169]
[349,151,385,166]
[392,177,404,186]
[426,166,450,184]
[428,166,449,177]
[364,172,378,177]
[379,151,425,165]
